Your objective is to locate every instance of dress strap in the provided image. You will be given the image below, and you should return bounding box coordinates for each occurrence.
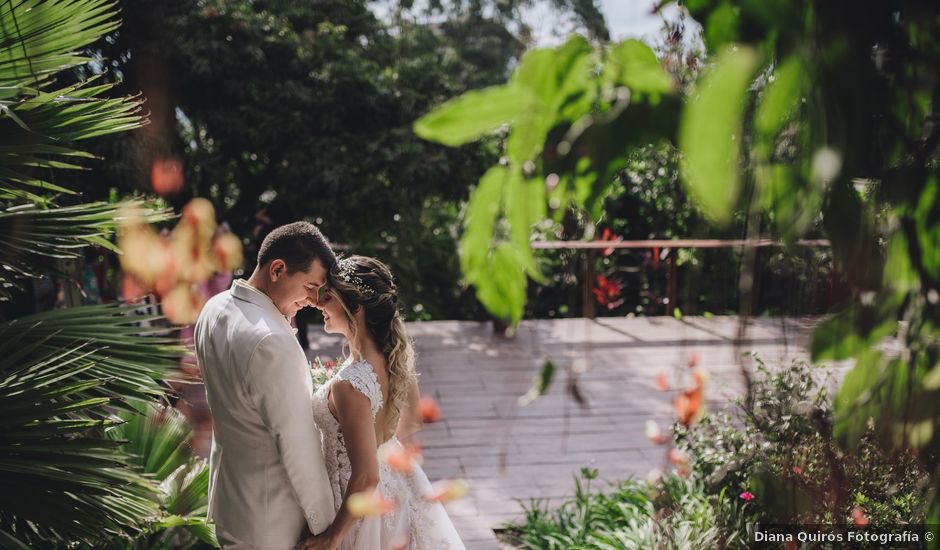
[336,360,384,418]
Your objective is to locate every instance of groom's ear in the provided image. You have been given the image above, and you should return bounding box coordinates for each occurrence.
[269,259,287,281]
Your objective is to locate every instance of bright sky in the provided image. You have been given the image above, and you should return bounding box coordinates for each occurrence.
[371,1,690,46]
[522,0,685,45]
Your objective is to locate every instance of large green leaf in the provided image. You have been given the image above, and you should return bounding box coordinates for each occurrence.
[474,242,527,324]
[507,36,593,164]
[459,165,508,281]
[412,85,530,146]
[603,39,674,99]
[679,45,759,224]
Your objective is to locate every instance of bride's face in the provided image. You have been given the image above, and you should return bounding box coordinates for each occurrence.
[316,289,350,336]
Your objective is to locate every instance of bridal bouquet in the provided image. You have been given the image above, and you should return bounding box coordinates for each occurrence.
[310,357,341,390]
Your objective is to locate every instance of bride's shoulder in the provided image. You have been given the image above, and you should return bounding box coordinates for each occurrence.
[335,359,384,414]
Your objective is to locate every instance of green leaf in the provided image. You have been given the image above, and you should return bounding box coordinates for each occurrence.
[810,296,900,362]
[519,360,557,406]
[459,166,508,280]
[883,232,919,292]
[679,45,758,225]
[704,1,740,51]
[507,36,593,164]
[604,39,674,98]
[503,172,546,281]
[474,242,527,324]
[754,55,806,140]
[412,85,530,146]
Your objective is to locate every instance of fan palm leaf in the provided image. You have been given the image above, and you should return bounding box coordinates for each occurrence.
[0,304,187,406]
[0,339,160,547]
[0,200,174,300]
[105,402,218,549]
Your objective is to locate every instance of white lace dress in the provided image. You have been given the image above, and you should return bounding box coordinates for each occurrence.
[312,359,465,550]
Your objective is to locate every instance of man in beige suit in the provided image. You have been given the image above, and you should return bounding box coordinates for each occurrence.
[195,221,336,549]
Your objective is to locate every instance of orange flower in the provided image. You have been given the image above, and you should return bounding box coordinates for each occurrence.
[162,285,205,325]
[419,396,442,423]
[425,479,469,503]
[674,369,706,427]
[654,373,670,392]
[379,442,423,474]
[121,275,148,302]
[212,232,244,272]
[347,491,396,517]
[150,158,184,197]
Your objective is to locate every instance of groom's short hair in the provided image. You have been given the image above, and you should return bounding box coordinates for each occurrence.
[257,221,336,273]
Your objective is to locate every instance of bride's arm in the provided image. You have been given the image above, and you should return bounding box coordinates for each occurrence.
[303,380,379,550]
[395,376,423,441]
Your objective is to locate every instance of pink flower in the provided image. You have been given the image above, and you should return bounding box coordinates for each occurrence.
[739,491,755,501]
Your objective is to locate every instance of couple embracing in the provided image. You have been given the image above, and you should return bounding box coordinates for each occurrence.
[194,222,464,550]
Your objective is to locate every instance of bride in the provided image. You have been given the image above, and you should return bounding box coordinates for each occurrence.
[301,256,465,550]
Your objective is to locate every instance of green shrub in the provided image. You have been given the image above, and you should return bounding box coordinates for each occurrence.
[675,358,930,527]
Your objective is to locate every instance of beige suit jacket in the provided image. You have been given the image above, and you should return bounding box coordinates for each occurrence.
[195,279,334,549]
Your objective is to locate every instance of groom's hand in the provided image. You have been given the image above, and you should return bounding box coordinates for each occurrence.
[298,531,336,550]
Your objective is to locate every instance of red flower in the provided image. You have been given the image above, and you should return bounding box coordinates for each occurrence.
[654,373,670,392]
[150,158,184,197]
[739,491,755,501]
[595,228,622,257]
[592,275,624,310]
[793,466,803,475]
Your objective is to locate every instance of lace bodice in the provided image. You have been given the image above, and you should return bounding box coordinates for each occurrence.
[312,360,383,509]
[311,359,464,549]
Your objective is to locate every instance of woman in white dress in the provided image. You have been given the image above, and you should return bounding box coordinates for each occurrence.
[302,256,465,550]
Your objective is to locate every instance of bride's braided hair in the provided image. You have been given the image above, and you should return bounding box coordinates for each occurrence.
[327,255,416,437]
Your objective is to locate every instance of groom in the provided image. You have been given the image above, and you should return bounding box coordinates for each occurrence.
[195,221,336,549]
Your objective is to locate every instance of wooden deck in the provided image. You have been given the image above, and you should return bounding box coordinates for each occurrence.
[307,316,817,549]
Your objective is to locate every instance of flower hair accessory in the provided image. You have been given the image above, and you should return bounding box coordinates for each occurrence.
[336,259,376,296]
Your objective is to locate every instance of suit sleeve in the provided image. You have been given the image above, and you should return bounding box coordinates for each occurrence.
[245,332,336,534]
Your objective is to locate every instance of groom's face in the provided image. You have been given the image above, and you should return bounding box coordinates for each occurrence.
[268,257,328,318]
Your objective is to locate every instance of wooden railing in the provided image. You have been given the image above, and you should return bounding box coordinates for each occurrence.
[531,239,831,318]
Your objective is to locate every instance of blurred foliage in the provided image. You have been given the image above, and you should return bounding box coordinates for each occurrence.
[669,0,940,524]
[68,0,608,321]
[0,0,189,546]
[418,0,940,528]
[415,35,680,322]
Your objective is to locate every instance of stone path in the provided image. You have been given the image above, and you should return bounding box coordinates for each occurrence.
[307,316,817,549]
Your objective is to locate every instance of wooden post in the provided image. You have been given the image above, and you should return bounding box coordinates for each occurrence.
[581,249,596,319]
[666,251,678,317]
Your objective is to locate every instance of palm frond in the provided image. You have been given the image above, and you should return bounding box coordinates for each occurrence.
[0,0,121,96]
[0,342,160,547]
[106,402,218,549]
[0,0,147,203]
[0,200,173,300]
[0,304,186,406]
